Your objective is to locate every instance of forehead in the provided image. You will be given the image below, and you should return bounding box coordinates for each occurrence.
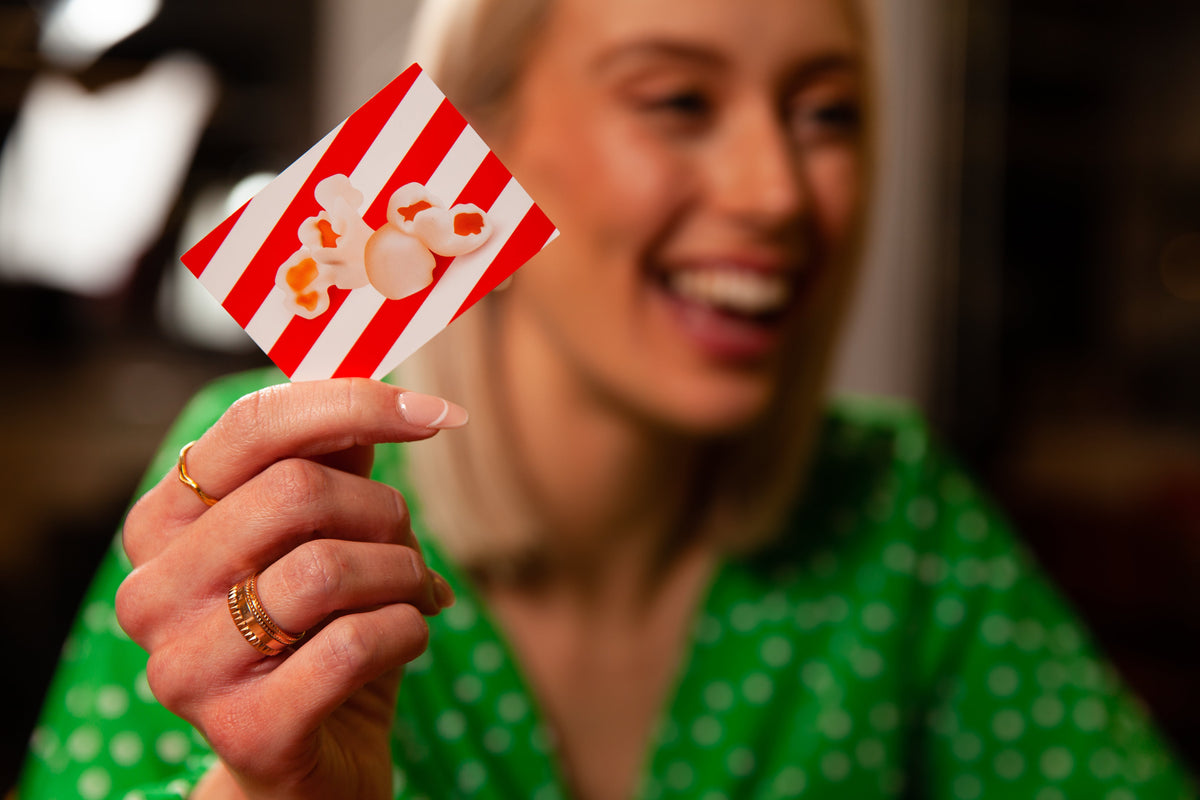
[547,0,862,68]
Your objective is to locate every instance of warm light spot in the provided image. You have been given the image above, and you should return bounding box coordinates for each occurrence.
[454,212,484,236]
[397,200,433,222]
[286,257,318,291]
[297,291,319,312]
[316,218,340,248]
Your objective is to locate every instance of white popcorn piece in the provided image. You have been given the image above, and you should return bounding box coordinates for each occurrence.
[412,202,492,257]
[298,174,373,290]
[364,223,437,300]
[384,182,445,234]
[276,247,336,319]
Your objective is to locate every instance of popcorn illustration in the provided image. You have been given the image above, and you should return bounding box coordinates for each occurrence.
[276,248,335,319]
[181,64,558,382]
[351,183,494,300]
[275,174,375,318]
[385,182,444,234]
[299,174,372,290]
[364,221,437,300]
[413,202,493,257]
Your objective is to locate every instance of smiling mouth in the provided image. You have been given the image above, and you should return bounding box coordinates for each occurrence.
[659,267,795,320]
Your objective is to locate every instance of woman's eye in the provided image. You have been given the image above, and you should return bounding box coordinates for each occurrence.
[654,91,710,116]
[637,89,714,134]
[792,100,862,144]
[813,102,860,128]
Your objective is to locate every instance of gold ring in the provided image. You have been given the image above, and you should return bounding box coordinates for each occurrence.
[228,573,305,656]
[177,441,219,507]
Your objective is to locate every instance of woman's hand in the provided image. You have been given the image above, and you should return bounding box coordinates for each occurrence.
[116,378,465,800]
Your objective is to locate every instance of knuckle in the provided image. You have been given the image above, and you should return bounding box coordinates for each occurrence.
[342,377,371,411]
[218,385,288,456]
[316,618,375,674]
[396,545,427,590]
[120,498,150,558]
[384,487,413,542]
[222,389,266,438]
[342,376,382,413]
[114,572,148,641]
[263,458,329,510]
[316,607,430,674]
[283,539,346,599]
[145,648,190,714]
[121,491,170,566]
[342,377,385,447]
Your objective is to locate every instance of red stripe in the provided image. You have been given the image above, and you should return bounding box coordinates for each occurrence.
[453,151,511,213]
[329,160,515,379]
[451,205,556,322]
[219,65,423,329]
[268,99,468,377]
[181,201,247,278]
[267,286,351,377]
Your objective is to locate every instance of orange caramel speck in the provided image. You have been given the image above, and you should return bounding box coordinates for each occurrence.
[396,200,433,222]
[286,257,319,291]
[454,212,485,236]
[316,218,340,248]
[297,291,320,312]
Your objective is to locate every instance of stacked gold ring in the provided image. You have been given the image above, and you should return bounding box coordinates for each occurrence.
[228,573,305,656]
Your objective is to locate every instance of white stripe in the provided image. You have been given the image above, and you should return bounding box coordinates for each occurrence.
[289,126,490,381]
[240,73,446,354]
[424,125,489,203]
[371,179,535,379]
[347,71,445,216]
[244,284,300,353]
[198,122,342,302]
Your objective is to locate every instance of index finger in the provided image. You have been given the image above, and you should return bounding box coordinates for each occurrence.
[181,378,467,505]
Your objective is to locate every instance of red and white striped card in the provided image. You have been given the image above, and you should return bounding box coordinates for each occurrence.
[181,64,557,381]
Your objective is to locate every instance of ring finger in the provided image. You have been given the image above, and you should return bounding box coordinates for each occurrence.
[252,538,450,638]
[184,539,445,674]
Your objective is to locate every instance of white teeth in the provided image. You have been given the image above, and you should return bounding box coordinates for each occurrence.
[666,268,791,315]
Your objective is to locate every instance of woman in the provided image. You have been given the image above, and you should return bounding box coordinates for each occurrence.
[17,0,1197,798]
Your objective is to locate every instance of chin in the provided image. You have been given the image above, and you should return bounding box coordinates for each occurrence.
[646,370,782,439]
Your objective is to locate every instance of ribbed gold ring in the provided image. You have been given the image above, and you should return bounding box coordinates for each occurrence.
[228,573,304,656]
[244,573,303,647]
[177,441,219,507]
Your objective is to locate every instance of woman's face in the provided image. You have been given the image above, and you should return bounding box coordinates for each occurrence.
[497,0,865,435]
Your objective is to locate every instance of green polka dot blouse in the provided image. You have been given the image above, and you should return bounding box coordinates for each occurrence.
[17,370,1199,799]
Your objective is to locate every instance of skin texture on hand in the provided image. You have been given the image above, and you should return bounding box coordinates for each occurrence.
[115,379,463,800]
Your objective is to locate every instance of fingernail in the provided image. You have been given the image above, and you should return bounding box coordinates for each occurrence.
[431,572,456,608]
[398,392,469,430]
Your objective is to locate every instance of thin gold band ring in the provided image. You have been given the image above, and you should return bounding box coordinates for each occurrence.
[177,441,219,507]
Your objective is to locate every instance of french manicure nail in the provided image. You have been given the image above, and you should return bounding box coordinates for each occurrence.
[398,392,469,430]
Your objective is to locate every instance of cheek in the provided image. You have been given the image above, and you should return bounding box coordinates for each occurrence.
[807,149,862,245]
[525,116,693,260]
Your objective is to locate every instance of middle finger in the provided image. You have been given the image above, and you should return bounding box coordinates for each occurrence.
[167,458,422,594]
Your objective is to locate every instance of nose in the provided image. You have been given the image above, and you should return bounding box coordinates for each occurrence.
[708,102,806,230]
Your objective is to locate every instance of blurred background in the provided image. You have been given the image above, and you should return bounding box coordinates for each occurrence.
[1,0,1198,789]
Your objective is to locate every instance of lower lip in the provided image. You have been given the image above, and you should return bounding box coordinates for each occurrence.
[654,284,790,362]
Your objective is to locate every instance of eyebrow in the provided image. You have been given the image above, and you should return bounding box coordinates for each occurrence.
[591,39,862,83]
[591,40,729,74]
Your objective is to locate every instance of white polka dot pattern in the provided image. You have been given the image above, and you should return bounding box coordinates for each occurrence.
[16,379,1197,799]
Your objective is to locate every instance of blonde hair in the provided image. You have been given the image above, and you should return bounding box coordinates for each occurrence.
[398,0,877,569]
